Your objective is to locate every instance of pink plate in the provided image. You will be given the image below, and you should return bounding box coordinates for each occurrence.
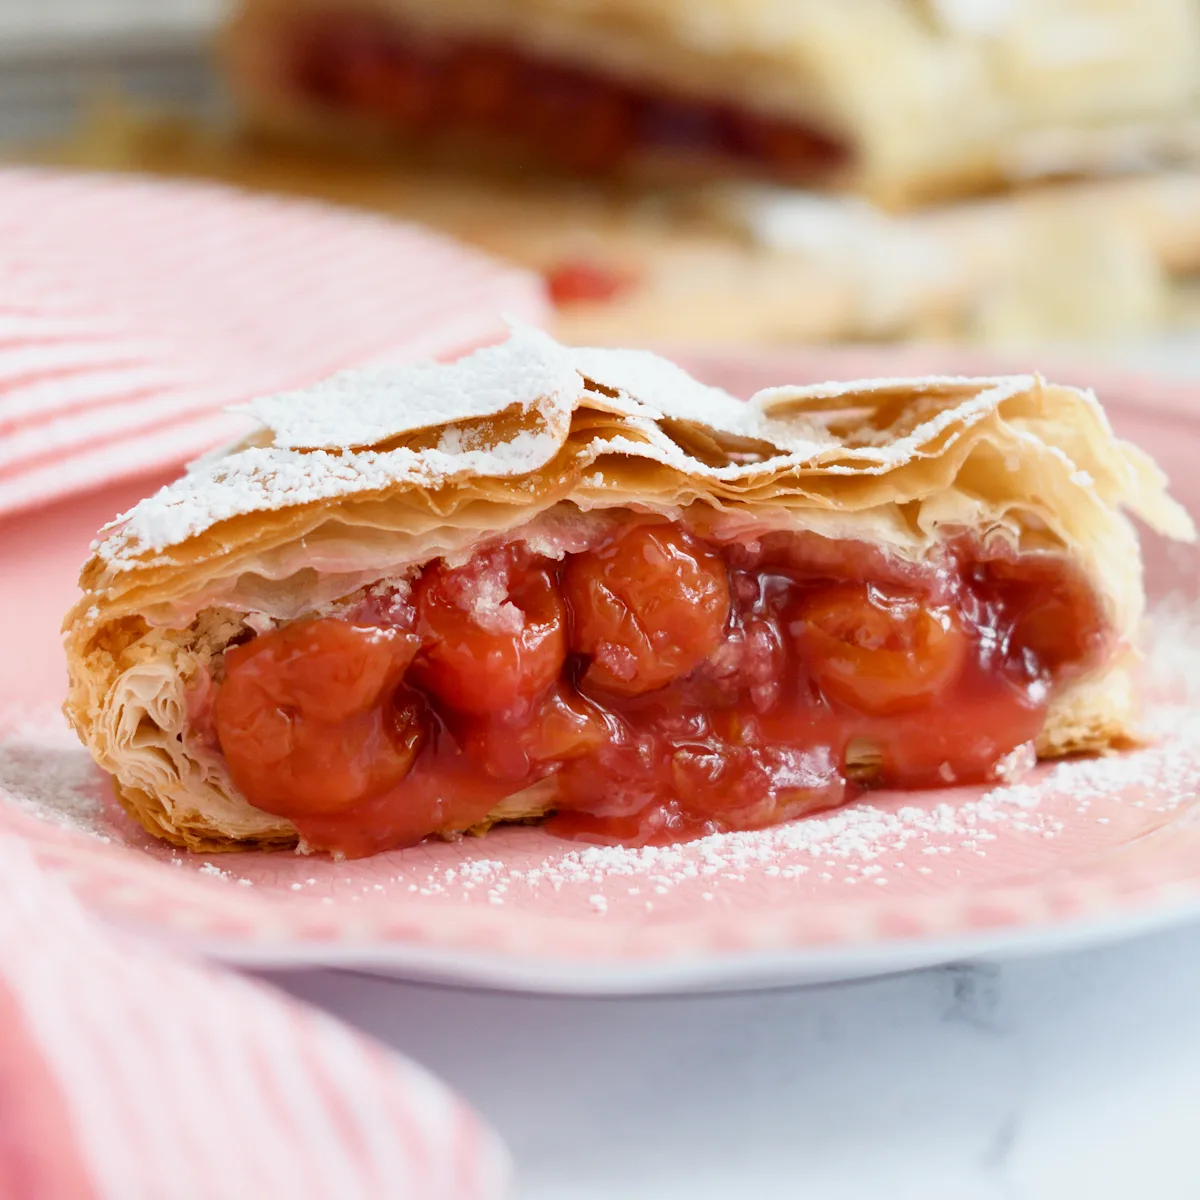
[5,348,1200,994]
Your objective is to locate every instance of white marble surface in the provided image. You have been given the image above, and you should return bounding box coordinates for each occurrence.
[256,921,1200,1199]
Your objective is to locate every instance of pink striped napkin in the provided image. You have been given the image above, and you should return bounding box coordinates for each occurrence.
[0,828,508,1199]
[0,166,548,518]
[0,170,527,1194]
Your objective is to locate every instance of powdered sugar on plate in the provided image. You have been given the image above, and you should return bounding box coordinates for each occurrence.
[0,707,112,841]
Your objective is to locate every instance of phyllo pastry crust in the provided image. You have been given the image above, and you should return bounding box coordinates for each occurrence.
[224,0,1200,205]
[64,328,1193,857]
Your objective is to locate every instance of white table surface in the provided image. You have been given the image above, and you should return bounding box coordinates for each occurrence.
[252,919,1200,1199]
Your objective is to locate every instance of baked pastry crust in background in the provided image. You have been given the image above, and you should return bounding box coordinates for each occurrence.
[63,329,1194,852]
[224,0,1200,205]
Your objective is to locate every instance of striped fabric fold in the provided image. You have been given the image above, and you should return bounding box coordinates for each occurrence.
[0,165,530,1196]
[0,831,509,1199]
[0,167,548,519]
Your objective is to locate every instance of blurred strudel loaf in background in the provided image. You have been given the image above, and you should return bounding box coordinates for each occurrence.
[224,0,1200,205]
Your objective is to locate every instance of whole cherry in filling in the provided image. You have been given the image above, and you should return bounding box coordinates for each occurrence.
[790,584,968,716]
[562,524,731,695]
[207,519,1108,857]
[412,545,566,721]
[214,620,424,817]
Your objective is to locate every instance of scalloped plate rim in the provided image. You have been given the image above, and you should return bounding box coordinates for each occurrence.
[156,890,1200,993]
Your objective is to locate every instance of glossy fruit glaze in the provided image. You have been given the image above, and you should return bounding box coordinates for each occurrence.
[283,10,848,178]
[205,518,1109,858]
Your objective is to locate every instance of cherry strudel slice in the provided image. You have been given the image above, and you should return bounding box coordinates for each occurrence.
[65,328,1193,857]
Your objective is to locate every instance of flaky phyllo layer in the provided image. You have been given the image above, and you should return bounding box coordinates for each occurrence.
[64,327,1194,854]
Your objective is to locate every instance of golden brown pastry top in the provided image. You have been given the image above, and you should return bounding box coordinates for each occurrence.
[74,326,1192,661]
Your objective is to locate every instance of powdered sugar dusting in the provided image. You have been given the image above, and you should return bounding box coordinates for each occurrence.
[752,375,1035,465]
[404,788,1064,898]
[1142,596,1200,706]
[246,324,581,450]
[91,328,1099,568]
[461,568,523,635]
[574,344,828,454]
[103,424,563,560]
[0,709,111,841]
[753,373,1031,408]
